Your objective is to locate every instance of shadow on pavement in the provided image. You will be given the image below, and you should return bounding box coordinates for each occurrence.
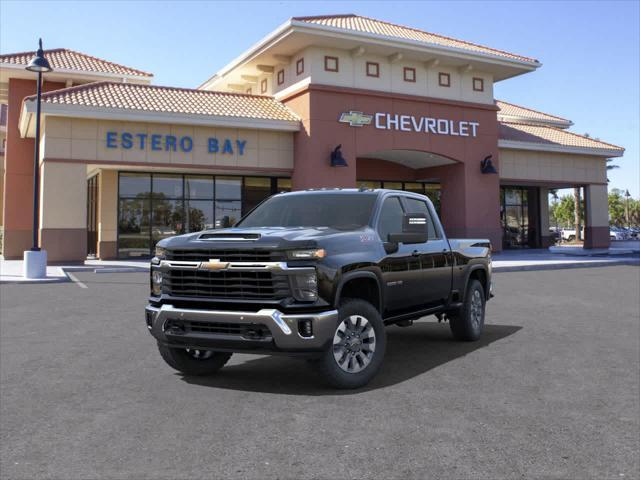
[180,322,522,395]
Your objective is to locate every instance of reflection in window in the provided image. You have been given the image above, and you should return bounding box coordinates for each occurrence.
[185,176,214,199]
[277,178,292,192]
[153,175,183,198]
[152,199,184,243]
[118,198,150,257]
[186,200,214,232]
[216,200,242,228]
[119,173,151,197]
[216,176,241,200]
[243,177,272,214]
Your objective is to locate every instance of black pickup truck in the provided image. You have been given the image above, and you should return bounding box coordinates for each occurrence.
[146,189,493,388]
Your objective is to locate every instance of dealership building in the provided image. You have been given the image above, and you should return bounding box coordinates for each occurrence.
[0,14,624,261]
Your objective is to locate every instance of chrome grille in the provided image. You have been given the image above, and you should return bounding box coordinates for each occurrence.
[166,249,282,263]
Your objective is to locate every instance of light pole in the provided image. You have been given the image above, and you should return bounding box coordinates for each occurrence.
[23,39,52,279]
[625,189,631,230]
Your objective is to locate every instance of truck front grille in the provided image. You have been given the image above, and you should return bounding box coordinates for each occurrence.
[164,270,290,299]
[164,319,272,339]
[166,249,282,263]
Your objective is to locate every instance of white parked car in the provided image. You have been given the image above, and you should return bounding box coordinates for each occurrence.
[610,228,628,241]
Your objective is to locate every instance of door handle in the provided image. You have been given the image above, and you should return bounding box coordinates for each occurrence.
[412,250,420,257]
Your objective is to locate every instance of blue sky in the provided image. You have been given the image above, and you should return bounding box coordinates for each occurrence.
[1,0,638,196]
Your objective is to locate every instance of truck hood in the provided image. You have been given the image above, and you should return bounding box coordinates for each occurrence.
[158,226,370,251]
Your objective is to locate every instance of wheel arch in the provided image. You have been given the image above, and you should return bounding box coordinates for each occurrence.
[463,265,489,300]
[334,271,383,312]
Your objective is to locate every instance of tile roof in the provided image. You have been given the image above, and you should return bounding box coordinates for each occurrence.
[496,100,571,127]
[499,122,624,154]
[293,14,538,64]
[26,81,299,122]
[0,48,152,78]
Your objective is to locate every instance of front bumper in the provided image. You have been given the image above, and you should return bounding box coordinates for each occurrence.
[145,304,338,354]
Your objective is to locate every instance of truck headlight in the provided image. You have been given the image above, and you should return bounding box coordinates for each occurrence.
[151,246,167,266]
[287,249,326,260]
[151,270,163,296]
[290,272,318,301]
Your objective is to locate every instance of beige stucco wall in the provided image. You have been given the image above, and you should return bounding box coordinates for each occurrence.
[39,161,86,229]
[98,169,118,243]
[42,117,294,170]
[272,46,494,104]
[499,148,607,184]
[585,184,609,228]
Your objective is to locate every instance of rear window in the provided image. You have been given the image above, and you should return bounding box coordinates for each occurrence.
[403,197,440,239]
[237,193,377,230]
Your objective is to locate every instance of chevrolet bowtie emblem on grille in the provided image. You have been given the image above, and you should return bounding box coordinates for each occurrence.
[339,111,373,127]
[199,259,230,271]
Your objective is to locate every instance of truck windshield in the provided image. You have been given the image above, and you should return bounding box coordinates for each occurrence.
[237,193,377,229]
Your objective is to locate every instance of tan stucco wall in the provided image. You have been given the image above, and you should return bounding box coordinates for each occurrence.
[585,184,609,228]
[40,161,86,229]
[499,148,607,184]
[42,117,294,170]
[272,46,494,104]
[98,169,118,243]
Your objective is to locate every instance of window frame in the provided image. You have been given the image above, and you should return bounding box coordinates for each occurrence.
[400,195,442,240]
[438,72,451,87]
[260,78,268,94]
[324,55,339,72]
[376,195,405,242]
[366,61,380,78]
[472,77,484,92]
[277,69,284,85]
[296,58,304,75]
[403,67,416,83]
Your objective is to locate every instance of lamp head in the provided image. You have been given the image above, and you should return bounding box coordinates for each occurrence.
[330,144,348,167]
[26,39,53,73]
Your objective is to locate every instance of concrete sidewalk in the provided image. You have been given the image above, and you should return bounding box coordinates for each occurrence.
[1,249,638,284]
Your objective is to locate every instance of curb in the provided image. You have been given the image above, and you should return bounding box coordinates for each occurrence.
[493,259,640,273]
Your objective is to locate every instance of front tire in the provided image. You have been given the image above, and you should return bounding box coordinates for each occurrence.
[449,279,486,341]
[314,298,386,389]
[158,344,232,376]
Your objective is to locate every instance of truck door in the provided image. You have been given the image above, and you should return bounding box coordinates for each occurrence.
[401,196,452,307]
[376,196,424,313]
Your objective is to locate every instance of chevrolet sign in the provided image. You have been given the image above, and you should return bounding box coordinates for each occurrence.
[198,259,230,271]
[338,111,374,127]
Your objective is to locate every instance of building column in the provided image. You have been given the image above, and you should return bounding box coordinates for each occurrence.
[421,161,502,251]
[584,184,610,249]
[284,91,357,190]
[539,187,553,247]
[2,78,66,259]
[39,161,87,262]
[98,170,118,259]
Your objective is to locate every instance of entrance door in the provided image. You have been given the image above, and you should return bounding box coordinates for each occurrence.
[501,186,540,248]
[87,175,99,257]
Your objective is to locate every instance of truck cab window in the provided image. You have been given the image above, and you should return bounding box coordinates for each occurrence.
[403,197,440,240]
[377,197,404,241]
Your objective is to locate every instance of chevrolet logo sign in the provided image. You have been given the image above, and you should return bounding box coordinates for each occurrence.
[339,111,373,127]
[199,259,230,271]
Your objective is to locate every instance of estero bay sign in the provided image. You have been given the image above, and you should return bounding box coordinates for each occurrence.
[105,131,248,155]
[339,111,480,137]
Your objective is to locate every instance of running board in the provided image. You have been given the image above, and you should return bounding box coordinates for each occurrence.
[383,303,463,326]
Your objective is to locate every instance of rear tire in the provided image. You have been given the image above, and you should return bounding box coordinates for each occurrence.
[449,279,485,341]
[158,344,232,376]
[314,298,386,389]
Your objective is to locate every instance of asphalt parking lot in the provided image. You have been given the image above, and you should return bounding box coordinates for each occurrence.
[1,266,638,479]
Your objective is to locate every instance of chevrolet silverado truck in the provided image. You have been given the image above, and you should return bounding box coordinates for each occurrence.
[146,189,493,389]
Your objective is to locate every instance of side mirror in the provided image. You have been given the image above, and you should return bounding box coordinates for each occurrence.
[388,213,428,244]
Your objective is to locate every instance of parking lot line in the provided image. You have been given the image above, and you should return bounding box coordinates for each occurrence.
[66,271,88,289]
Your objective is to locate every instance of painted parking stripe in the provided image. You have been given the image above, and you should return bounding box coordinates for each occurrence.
[66,272,88,289]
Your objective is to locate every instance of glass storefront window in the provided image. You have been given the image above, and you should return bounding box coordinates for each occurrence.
[383,181,403,190]
[185,176,214,199]
[216,176,241,199]
[216,200,242,227]
[153,175,183,199]
[119,173,151,197]
[118,198,151,258]
[277,178,292,192]
[243,177,272,214]
[152,199,184,244]
[186,200,214,232]
[358,181,382,190]
[403,182,424,194]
